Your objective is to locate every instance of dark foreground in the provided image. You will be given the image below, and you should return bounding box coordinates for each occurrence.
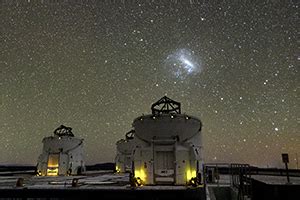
[1,165,300,200]
[0,187,205,200]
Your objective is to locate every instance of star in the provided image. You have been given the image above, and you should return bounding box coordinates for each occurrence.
[0,1,298,168]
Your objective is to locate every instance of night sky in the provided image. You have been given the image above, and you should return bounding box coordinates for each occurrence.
[1,0,299,168]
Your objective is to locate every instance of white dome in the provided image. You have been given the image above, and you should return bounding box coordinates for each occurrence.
[42,136,83,153]
[133,114,201,142]
[116,139,136,154]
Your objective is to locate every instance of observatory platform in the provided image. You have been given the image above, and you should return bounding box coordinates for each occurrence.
[0,170,205,199]
[0,167,300,199]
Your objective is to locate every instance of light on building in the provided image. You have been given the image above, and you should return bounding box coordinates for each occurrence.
[47,168,59,176]
[186,168,196,182]
[115,165,121,173]
[135,168,147,185]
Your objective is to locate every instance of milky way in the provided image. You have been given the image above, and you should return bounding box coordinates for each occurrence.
[165,48,202,80]
[0,0,299,168]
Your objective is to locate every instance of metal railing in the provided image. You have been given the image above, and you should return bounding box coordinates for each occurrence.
[230,163,252,200]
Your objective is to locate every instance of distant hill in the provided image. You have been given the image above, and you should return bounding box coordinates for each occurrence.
[86,163,115,171]
[0,163,116,172]
[0,165,36,172]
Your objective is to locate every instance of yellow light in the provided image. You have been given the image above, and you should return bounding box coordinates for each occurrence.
[134,168,147,183]
[140,169,146,181]
[47,154,59,168]
[115,165,121,173]
[47,168,58,176]
[186,169,196,181]
[191,170,196,178]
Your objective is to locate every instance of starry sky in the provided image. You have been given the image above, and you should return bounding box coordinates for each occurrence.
[1,0,299,168]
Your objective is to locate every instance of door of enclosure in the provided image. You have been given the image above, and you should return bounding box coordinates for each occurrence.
[47,154,59,176]
[154,148,175,184]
